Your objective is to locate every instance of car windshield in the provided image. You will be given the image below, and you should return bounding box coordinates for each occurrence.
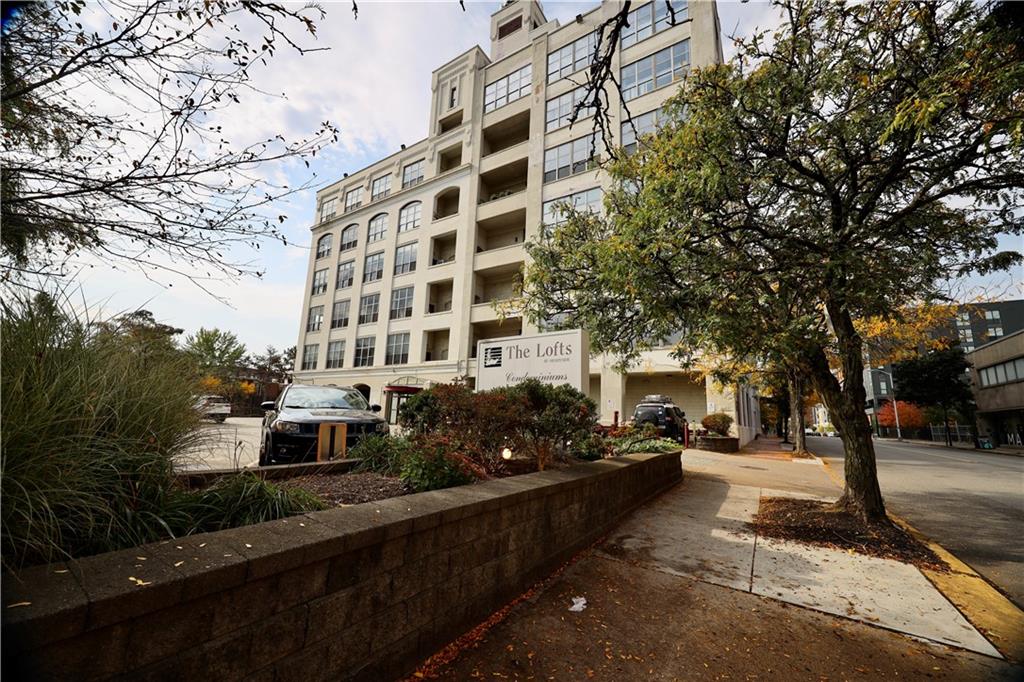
[284,386,369,410]
[635,406,663,421]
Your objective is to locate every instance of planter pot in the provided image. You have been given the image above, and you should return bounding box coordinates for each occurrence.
[696,436,740,453]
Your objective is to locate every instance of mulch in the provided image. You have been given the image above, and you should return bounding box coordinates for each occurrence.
[279,471,410,506]
[749,497,949,572]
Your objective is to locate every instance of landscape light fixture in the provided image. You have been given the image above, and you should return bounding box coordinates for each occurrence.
[575,14,583,23]
[501,447,513,460]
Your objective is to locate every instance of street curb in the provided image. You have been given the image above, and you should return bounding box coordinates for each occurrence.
[889,515,1024,663]
[817,455,1024,662]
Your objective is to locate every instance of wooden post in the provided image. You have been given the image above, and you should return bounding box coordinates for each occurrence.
[316,423,348,461]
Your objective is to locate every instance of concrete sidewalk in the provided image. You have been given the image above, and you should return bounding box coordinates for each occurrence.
[416,475,1021,680]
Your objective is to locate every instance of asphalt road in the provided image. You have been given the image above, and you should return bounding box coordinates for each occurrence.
[806,437,1024,608]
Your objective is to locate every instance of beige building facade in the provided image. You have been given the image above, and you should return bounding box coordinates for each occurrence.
[293,0,759,444]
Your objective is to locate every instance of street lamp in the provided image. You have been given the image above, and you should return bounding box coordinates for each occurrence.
[869,368,902,441]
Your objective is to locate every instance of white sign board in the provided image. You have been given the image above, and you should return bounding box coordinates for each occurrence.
[476,329,588,393]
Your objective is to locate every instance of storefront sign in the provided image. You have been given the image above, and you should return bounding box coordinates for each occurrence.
[476,329,588,393]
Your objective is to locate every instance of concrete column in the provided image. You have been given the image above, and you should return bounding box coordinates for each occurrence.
[600,357,626,425]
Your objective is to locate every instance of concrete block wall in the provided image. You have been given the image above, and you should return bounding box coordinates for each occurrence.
[2,453,681,682]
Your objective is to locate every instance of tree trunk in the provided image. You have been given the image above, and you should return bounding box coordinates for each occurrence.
[802,300,887,523]
[788,370,807,453]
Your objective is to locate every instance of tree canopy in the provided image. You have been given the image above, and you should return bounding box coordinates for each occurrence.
[522,0,1023,519]
[1,0,337,286]
[184,327,247,376]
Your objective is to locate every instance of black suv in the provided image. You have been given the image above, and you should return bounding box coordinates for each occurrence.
[259,384,388,466]
[631,395,686,441]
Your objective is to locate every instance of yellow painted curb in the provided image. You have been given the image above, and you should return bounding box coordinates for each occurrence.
[890,515,1024,662]
[817,454,1024,661]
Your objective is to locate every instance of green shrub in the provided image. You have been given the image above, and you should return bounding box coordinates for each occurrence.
[0,292,321,569]
[399,436,475,492]
[351,435,409,477]
[701,412,734,436]
[507,379,599,469]
[610,422,680,455]
[182,473,324,533]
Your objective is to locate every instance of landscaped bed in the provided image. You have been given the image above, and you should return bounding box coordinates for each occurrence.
[278,471,409,506]
[749,497,948,571]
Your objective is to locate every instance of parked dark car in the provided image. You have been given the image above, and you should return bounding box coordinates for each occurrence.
[258,384,388,466]
[630,394,686,441]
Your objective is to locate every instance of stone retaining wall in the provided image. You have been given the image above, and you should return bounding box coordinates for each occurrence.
[2,452,681,682]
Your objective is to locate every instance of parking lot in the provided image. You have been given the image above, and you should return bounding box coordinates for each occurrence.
[178,416,264,470]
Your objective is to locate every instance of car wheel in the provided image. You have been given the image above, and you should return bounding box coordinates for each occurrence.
[215,415,227,423]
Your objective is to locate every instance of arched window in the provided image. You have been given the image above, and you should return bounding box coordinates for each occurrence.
[315,233,332,259]
[398,202,422,233]
[433,187,460,220]
[340,224,358,251]
[368,213,388,243]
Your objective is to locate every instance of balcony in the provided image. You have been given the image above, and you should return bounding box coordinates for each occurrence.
[433,187,461,220]
[423,329,451,362]
[430,231,457,267]
[476,208,525,252]
[478,158,527,205]
[471,262,522,322]
[470,318,523,358]
[481,110,530,160]
[426,279,454,315]
[438,143,463,173]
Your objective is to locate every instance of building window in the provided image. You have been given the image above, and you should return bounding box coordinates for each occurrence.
[315,233,332,259]
[306,305,324,332]
[545,86,596,131]
[985,309,1001,321]
[390,286,414,319]
[394,243,417,275]
[311,268,328,295]
[956,311,971,326]
[547,31,597,84]
[326,340,345,369]
[959,328,974,344]
[621,108,665,154]
[331,300,350,329]
[301,343,318,371]
[498,15,522,39]
[336,260,355,289]
[354,336,375,367]
[484,64,532,113]
[363,252,384,283]
[385,332,410,365]
[543,134,597,183]
[398,202,422,233]
[319,197,337,223]
[621,39,690,101]
[621,1,688,49]
[988,326,1004,339]
[878,379,888,395]
[344,187,363,213]
[340,224,358,252]
[368,213,388,243]
[358,293,380,325]
[371,174,392,201]
[402,159,425,188]
[542,187,602,227]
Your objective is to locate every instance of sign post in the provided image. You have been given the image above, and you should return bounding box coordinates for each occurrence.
[475,329,588,393]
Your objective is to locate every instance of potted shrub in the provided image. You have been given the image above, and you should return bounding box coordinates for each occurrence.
[696,412,740,453]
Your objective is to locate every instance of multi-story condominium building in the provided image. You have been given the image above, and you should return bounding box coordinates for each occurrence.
[293,0,760,443]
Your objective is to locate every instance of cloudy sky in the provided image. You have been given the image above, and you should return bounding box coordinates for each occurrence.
[71,1,1016,354]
